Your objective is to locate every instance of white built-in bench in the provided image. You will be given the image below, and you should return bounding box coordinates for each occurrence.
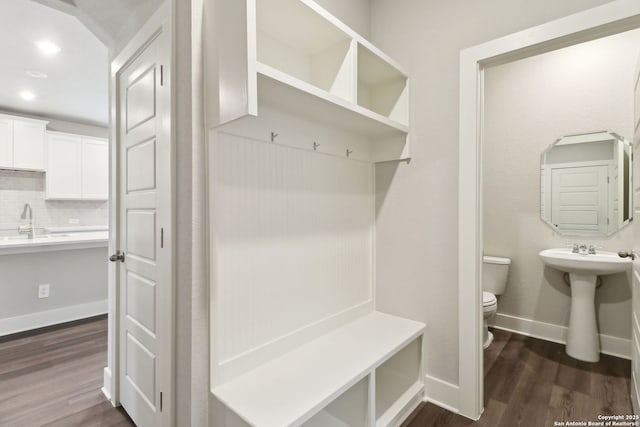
[212,311,426,427]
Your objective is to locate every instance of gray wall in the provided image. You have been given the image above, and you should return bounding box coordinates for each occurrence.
[0,247,107,320]
[483,29,640,340]
[370,0,613,385]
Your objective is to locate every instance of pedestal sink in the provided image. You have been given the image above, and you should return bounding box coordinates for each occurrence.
[539,248,631,362]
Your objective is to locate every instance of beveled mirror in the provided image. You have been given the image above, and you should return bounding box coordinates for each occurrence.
[540,131,632,236]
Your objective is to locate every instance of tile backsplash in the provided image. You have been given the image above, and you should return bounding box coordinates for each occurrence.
[0,170,108,232]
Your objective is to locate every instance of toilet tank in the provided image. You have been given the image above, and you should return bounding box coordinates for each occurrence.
[482,255,511,295]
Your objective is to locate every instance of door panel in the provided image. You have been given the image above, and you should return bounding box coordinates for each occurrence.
[118,30,170,427]
[551,165,608,234]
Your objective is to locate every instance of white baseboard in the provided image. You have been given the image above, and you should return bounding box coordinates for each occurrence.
[0,299,108,336]
[424,375,459,413]
[102,367,113,403]
[492,312,631,360]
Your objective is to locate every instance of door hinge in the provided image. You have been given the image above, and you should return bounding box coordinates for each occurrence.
[607,176,610,183]
[160,227,164,248]
[607,217,610,225]
[160,391,163,411]
[160,65,164,86]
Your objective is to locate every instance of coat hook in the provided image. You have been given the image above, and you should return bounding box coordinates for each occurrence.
[313,142,320,151]
[270,132,278,142]
[346,149,353,158]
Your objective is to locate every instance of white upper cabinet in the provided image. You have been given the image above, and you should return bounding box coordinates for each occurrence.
[0,117,12,168]
[209,0,410,162]
[0,114,48,171]
[81,137,109,200]
[46,132,83,199]
[46,131,108,200]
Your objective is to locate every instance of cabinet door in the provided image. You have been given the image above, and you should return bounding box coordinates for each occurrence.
[81,138,108,200]
[13,120,46,170]
[0,118,12,168]
[46,133,82,199]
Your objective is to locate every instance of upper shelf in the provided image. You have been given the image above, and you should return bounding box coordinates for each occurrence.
[211,0,411,161]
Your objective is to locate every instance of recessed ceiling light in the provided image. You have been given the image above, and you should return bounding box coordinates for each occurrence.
[25,70,48,79]
[20,91,36,101]
[35,40,61,56]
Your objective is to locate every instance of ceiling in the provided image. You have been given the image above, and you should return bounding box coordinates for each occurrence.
[0,0,109,126]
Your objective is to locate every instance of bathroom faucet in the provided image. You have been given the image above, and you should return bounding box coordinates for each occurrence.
[18,203,34,239]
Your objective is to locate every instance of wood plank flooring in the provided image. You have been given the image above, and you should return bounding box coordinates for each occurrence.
[0,316,135,427]
[403,329,633,427]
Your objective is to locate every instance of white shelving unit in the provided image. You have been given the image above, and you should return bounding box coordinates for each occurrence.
[212,312,425,427]
[211,0,411,162]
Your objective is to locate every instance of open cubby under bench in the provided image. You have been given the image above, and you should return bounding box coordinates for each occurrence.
[212,312,425,427]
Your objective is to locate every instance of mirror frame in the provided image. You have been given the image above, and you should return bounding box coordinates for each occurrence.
[540,130,633,237]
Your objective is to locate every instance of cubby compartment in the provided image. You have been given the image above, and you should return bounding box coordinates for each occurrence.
[256,0,355,102]
[357,44,409,126]
[375,338,422,427]
[302,376,370,427]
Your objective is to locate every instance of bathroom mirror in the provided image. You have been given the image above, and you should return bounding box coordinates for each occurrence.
[540,131,632,236]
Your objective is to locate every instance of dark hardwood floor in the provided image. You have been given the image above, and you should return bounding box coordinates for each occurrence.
[0,316,135,427]
[403,328,633,427]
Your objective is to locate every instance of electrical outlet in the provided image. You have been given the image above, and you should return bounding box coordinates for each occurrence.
[68,218,80,224]
[38,284,50,299]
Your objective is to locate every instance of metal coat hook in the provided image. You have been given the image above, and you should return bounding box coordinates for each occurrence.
[346,149,353,158]
[270,132,278,142]
[313,142,320,151]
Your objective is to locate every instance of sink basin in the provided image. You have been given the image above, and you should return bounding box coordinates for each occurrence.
[539,247,631,363]
[539,248,631,275]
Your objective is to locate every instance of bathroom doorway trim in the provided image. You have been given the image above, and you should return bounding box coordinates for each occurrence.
[458,0,640,419]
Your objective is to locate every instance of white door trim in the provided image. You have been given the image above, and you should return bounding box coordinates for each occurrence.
[106,3,174,424]
[458,0,640,420]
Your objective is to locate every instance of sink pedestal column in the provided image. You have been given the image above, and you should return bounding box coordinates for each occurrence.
[566,273,600,362]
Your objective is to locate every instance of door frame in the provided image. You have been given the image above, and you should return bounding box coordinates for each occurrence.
[458,0,640,420]
[106,2,175,424]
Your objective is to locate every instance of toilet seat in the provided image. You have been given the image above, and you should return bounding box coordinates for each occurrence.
[483,292,497,313]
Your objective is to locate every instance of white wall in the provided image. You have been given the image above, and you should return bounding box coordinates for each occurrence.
[483,29,640,341]
[370,0,613,385]
[209,127,374,383]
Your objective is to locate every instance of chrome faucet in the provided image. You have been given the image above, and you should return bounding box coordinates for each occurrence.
[18,203,34,239]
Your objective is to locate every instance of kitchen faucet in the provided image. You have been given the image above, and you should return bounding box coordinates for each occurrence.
[18,203,34,239]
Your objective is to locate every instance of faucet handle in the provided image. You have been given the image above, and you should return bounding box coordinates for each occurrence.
[588,244,601,255]
[619,250,638,260]
[567,243,579,253]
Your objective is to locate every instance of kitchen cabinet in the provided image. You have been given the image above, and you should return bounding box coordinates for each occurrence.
[0,114,48,171]
[46,131,108,200]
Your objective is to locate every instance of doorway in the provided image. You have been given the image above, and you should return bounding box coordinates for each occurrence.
[458,2,640,420]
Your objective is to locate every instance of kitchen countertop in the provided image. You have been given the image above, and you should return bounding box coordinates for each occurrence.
[0,231,109,255]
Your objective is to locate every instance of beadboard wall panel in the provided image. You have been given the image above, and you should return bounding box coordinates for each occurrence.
[210,130,374,384]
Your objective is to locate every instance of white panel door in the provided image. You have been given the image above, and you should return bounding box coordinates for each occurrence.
[550,165,608,234]
[13,120,45,170]
[82,137,109,200]
[116,30,171,427]
[46,132,83,199]
[0,118,13,168]
[631,51,640,415]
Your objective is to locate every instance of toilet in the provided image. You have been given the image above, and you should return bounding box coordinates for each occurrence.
[482,255,511,349]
